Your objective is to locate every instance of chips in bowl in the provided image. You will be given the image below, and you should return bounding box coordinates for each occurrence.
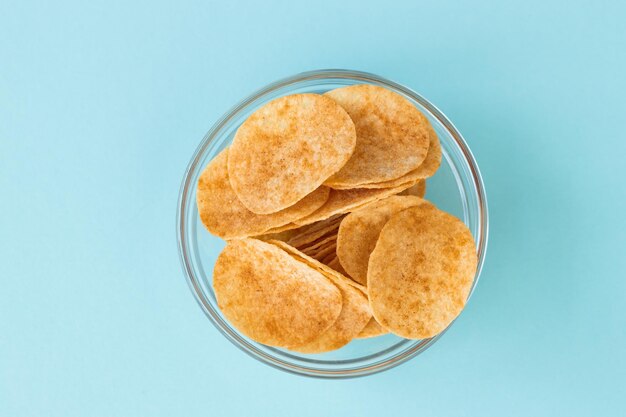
[197,85,479,354]
[228,94,356,214]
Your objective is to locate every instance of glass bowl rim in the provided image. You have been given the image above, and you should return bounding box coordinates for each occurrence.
[176,69,489,379]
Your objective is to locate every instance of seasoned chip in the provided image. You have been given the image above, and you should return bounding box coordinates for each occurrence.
[298,234,336,255]
[336,195,435,285]
[291,280,371,353]
[330,123,441,190]
[228,94,356,214]
[305,241,337,263]
[367,206,478,339]
[213,239,342,348]
[286,215,343,248]
[356,317,389,339]
[323,85,430,187]
[400,179,426,198]
[270,240,366,294]
[294,183,414,226]
[269,241,371,353]
[197,150,330,239]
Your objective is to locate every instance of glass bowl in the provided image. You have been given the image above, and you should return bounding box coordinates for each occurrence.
[177,69,488,378]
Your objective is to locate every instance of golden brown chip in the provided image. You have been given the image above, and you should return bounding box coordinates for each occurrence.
[368,206,478,339]
[228,94,356,214]
[400,179,427,198]
[336,195,435,285]
[269,240,366,294]
[294,183,414,227]
[291,283,371,353]
[305,241,337,263]
[356,317,389,339]
[298,234,336,255]
[197,150,330,239]
[268,241,371,353]
[286,215,343,248]
[213,239,342,348]
[329,123,441,190]
[323,85,430,187]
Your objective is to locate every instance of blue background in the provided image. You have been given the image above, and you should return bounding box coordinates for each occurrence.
[2,1,625,415]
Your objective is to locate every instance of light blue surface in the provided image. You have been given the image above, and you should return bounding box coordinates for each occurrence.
[1,0,625,415]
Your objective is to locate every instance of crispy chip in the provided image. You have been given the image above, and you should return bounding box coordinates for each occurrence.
[294,183,414,226]
[367,206,478,339]
[336,195,435,285]
[329,124,441,190]
[286,215,343,247]
[400,179,426,198]
[291,279,371,353]
[197,150,330,239]
[228,94,356,214]
[332,124,441,190]
[323,85,430,187]
[269,241,371,353]
[270,241,366,294]
[298,234,337,255]
[213,239,342,348]
[356,317,389,339]
[305,241,337,263]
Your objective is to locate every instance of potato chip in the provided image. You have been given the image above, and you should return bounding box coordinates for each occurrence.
[323,85,430,187]
[336,195,435,285]
[367,206,478,339]
[270,240,366,294]
[269,241,371,353]
[294,183,414,226]
[291,279,371,353]
[298,234,336,255]
[213,239,342,348]
[286,215,343,248]
[305,241,336,263]
[228,94,356,214]
[400,179,426,198]
[356,317,389,339]
[197,150,330,239]
[329,123,441,190]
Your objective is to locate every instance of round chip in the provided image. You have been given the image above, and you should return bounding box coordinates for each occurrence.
[367,206,478,339]
[269,241,371,353]
[337,195,435,285]
[331,124,441,190]
[213,239,342,348]
[324,84,430,187]
[197,150,330,239]
[291,279,370,353]
[270,240,366,295]
[294,183,414,227]
[228,94,356,214]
